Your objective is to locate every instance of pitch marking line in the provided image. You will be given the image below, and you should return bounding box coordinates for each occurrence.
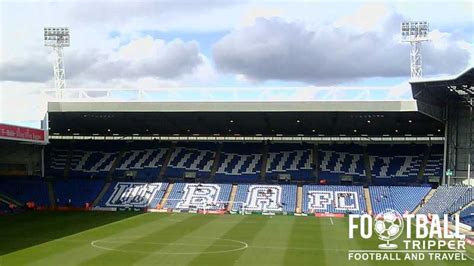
[90,236,248,255]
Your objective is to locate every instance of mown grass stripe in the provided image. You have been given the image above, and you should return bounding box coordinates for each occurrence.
[80,214,217,265]
[188,215,269,265]
[0,211,138,257]
[18,213,170,266]
[136,215,247,265]
[283,216,325,265]
[234,216,295,265]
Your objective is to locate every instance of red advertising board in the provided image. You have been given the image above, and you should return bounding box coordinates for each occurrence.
[0,123,46,143]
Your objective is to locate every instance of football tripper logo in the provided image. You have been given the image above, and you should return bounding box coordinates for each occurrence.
[374,209,404,250]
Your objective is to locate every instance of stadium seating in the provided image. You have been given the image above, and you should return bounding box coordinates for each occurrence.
[367,144,444,185]
[214,143,263,182]
[446,187,474,213]
[424,154,443,179]
[460,205,474,228]
[53,178,105,207]
[369,185,431,214]
[302,185,366,214]
[165,143,217,179]
[98,181,169,208]
[48,142,445,185]
[318,144,366,184]
[115,148,168,181]
[418,185,472,215]
[231,184,297,212]
[0,177,50,207]
[163,183,232,210]
[48,142,171,180]
[266,143,313,181]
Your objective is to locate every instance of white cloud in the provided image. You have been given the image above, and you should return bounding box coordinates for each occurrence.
[0,0,472,127]
[213,16,470,84]
[334,2,390,32]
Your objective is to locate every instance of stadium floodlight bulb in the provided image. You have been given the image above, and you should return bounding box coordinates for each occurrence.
[44,27,70,47]
[44,27,70,91]
[400,21,430,79]
[401,21,429,42]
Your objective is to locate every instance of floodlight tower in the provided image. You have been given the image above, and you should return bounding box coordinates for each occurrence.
[401,21,430,79]
[44,27,70,90]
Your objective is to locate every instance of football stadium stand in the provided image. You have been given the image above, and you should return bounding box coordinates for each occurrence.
[2,141,457,216]
[302,185,367,214]
[418,185,472,215]
[369,185,431,214]
[0,177,50,207]
[53,178,105,207]
[98,182,169,208]
[162,183,232,210]
[214,143,263,182]
[369,144,427,184]
[47,142,444,185]
[460,205,474,228]
[165,143,217,179]
[319,144,366,184]
[232,184,297,213]
[48,142,172,180]
[266,143,313,181]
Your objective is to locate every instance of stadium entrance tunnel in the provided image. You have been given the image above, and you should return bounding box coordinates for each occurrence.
[0,211,140,256]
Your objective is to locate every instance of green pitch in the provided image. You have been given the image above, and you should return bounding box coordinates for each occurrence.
[0,212,472,265]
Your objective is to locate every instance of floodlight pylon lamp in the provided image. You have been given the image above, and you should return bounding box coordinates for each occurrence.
[44,27,70,91]
[400,21,430,79]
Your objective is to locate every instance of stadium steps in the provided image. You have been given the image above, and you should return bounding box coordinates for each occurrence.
[363,146,372,185]
[92,182,112,207]
[455,201,474,216]
[47,180,56,208]
[64,147,73,178]
[0,192,22,206]
[227,184,238,211]
[157,183,174,208]
[417,145,431,183]
[364,188,373,214]
[209,143,223,182]
[296,185,303,213]
[413,188,436,214]
[260,144,268,182]
[106,149,126,181]
[158,144,176,181]
[313,144,319,183]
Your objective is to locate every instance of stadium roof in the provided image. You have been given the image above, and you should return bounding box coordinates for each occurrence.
[48,100,443,137]
[410,67,473,106]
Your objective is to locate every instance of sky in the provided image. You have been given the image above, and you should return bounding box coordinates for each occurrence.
[0,0,472,128]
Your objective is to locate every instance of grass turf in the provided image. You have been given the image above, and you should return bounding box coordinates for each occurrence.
[0,211,472,265]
